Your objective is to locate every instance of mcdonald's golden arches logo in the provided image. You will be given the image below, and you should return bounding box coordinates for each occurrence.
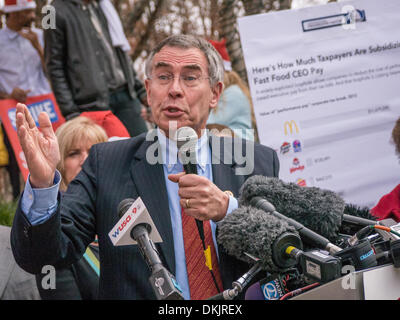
[284,120,299,135]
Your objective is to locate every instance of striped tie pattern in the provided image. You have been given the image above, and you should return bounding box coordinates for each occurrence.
[181,208,224,300]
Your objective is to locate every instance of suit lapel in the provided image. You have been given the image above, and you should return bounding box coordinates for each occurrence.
[129,138,175,273]
[209,135,249,289]
[210,135,245,198]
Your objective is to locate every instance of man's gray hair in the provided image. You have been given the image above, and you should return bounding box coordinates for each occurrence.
[144,34,225,87]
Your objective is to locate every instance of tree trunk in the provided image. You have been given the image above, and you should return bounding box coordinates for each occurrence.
[277,0,292,10]
[219,0,248,84]
[130,0,165,62]
[123,0,149,34]
[242,0,263,15]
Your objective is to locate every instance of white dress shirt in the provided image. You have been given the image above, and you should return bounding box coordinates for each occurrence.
[0,26,51,96]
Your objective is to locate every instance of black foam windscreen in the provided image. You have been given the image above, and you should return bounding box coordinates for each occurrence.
[239,176,345,241]
[217,204,297,271]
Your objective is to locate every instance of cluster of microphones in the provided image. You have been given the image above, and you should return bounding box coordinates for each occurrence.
[214,175,400,300]
[109,127,400,300]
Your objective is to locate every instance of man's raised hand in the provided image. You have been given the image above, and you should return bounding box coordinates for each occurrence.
[16,103,60,188]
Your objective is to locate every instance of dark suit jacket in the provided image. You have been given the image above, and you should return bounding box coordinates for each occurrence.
[11,133,279,299]
[35,244,99,300]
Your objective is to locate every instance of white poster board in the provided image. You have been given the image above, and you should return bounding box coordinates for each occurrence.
[238,0,400,208]
[363,264,400,300]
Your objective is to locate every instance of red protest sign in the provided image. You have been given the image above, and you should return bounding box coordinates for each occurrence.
[0,94,65,181]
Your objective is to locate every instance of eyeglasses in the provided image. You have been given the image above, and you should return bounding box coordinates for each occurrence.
[149,73,210,87]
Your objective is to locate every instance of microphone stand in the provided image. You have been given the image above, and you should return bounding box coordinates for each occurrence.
[133,224,184,300]
[208,262,262,300]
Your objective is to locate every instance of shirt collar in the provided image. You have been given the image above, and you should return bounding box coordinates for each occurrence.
[157,127,209,174]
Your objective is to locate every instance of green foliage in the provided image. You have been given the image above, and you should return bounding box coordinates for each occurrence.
[0,198,17,227]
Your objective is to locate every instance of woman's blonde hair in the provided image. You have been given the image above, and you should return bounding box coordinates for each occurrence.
[56,116,108,191]
[213,70,259,141]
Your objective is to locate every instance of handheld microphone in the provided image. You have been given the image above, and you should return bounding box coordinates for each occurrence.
[109,198,184,300]
[176,126,204,232]
[176,126,199,175]
[176,126,223,294]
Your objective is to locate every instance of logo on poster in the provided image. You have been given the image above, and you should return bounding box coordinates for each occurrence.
[8,99,58,131]
[290,158,305,173]
[342,6,366,30]
[284,120,299,135]
[280,142,291,154]
[302,7,366,32]
[293,140,302,152]
[296,178,307,187]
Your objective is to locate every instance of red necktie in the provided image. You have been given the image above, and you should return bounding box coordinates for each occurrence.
[181,208,224,300]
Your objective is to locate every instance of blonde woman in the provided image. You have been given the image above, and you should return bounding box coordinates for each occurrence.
[35,116,108,300]
[56,116,108,192]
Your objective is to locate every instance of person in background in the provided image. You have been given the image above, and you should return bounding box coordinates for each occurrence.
[55,116,109,193]
[0,0,51,200]
[0,9,4,28]
[207,39,257,142]
[206,123,234,138]
[44,0,148,137]
[35,116,108,299]
[370,117,400,222]
[0,225,40,300]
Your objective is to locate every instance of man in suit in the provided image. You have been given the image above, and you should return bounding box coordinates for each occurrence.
[11,35,279,299]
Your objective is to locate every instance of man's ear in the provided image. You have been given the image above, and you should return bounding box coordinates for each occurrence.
[144,79,152,106]
[209,82,224,111]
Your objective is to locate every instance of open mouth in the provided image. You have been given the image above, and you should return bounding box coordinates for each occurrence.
[167,107,180,112]
[163,107,184,117]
